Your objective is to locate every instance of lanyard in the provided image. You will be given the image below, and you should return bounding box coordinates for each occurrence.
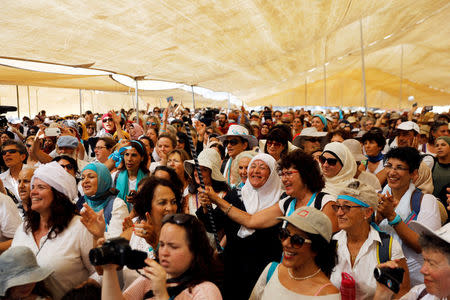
[287,192,317,216]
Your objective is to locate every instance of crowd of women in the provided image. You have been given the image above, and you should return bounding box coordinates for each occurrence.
[0,105,449,300]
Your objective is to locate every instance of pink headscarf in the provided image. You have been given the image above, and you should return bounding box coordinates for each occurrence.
[129,123,144,140]
[101,113,116,134]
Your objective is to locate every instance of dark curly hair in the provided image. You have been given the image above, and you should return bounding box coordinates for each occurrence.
[133,176,181,220]
[278,149,325,193]
[307,232,337,277]
[264,128,290,160]
[384,146,422,173]
[158,214,221,289]
[361,130,386,149]
[24,188,78,239]
[153,165,184,194]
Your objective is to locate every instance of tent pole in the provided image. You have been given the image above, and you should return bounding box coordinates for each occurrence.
[399,44,403,109]
[16,85,20,118]
[323,64,327,108]
[35,89,38,116]
[79,89,82,115]
[135,80,139,122]
[27,86,31,117]
[305,78,307,107]
[227,93,231,113]
[359,19,368,115]
[191,85,196,110]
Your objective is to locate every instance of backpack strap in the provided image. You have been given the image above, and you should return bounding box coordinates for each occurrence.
[406,188,424,224]
[282,195,295,216]
[266,262,279,284]
[377,231,393,264]
[417,287,428,300]
[314,192,327,210]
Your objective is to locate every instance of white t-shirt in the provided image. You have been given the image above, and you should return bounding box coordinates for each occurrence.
[330,227,404,300]
[12,216,95,300]
[0,169,20,202]
[0,193,21,241]
[250,263,341,300]
[111,171,137,192]
[380,182,441,286]
[104,197,129,239]
[400,284,440,300]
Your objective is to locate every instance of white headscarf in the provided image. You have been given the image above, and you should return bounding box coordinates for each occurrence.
[321,142,357,197]
[238,153,283,238]
[31,161,78,201]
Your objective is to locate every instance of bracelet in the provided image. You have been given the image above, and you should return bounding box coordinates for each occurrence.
[388,214,402,226]
[225,203,233,215]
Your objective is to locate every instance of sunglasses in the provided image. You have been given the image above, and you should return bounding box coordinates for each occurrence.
[223,139,241,147]
[87,126,96,130]
[1,149,19,155]
[305,137,321,143]
[267,140,282,147]
[279,228,312,248]
[331,204,363,213]
[318,155,339,166]
[102,118,113,123]
[60,163,75,171]
[162,214,194,225]
[25,144,32,148]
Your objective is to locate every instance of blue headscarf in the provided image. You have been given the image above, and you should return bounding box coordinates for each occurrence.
[82,162,113,212]
[313,114,328,130]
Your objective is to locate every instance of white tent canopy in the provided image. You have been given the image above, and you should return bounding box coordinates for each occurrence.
[0,0,448,116]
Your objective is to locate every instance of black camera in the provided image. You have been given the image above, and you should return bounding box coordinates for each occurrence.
[374,267,404,294]
[89,237,147,269]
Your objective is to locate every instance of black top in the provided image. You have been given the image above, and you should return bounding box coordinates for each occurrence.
[197,188,282,300]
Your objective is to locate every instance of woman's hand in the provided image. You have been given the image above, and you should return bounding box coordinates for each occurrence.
[80,203,106,240]
[122,216,134,232]
[198,188,212,207]
[141,258,169,299]
[198,186,219,204]
[134,212,157,246]
[377,191,397,221]
[109,110,121,126]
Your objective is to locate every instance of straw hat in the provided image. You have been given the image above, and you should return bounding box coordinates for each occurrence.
[292,127,327,147]
[0,246,54,296]
[184,148,226,182]
[218,124,258,149]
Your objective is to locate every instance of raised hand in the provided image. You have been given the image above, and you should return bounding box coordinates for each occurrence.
[134,212,157,246]
[377,190,397,221]
[80,203,106,239]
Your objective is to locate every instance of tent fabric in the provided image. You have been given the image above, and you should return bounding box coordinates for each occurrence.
[0,0,448,110]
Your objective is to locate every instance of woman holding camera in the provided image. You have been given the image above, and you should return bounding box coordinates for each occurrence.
[249,206,339,299]
[12,162,94,300]
[330,181,410,299]
[101,214,222,300]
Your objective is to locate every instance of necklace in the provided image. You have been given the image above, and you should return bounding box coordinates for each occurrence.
[288,268,321,281]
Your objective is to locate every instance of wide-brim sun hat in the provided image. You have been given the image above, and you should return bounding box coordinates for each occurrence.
[184,148,226,182]
[218,124,258,149]
[278,206,332,242]
[292,127,327,147]
[409,221,450,244]
[0,246,54,296]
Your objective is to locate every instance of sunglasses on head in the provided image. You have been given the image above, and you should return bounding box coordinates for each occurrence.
[162,214,194,226]
[279,227,312,248]
[267,140,282,147]
[223,139,241,147]
[318,155,338,166]
[1,149,19,156]
[102,118,113,123]
[60,163,74,171]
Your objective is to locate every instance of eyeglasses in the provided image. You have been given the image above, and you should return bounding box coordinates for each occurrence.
[1,149,19,155]
[384,164,409,172]
[267,140,282,147]
[305,137,321,143]
[278,170,299,178]
[318,155,338,166]
[162,214,194,225]
[223,139,241,147]
[278,228,312,248]
[60,163,74,171]
[94,146,107,151]
[102,118,113,123]
[331,204,363,213]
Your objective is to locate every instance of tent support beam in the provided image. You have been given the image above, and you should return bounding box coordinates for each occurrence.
[27,86,31,117]
[135,80,139,122]
[79,89,82,115]
[16,85,20,118]
[305,78,307,106]
[191,85,196,110]
[359,19,368,115]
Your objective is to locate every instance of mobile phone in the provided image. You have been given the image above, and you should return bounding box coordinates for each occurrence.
[424,106,433,112]
[44,127,61,137]
[412,102,417,107]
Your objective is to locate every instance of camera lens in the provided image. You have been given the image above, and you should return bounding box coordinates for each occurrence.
[89,247,105,266]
